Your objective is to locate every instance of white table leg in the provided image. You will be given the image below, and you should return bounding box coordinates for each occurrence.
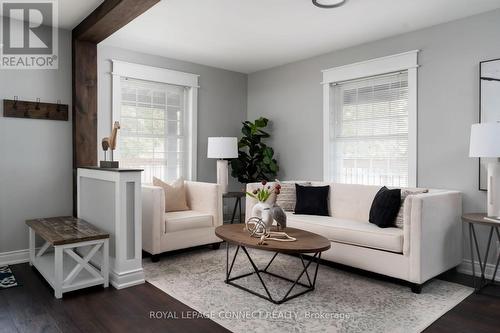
[29,227,35,266]
[102,239,109,288]
[54,246,63,299]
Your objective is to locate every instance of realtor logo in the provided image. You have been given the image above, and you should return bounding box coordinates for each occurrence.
[1,0,58,69]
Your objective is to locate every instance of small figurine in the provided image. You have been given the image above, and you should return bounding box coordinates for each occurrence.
[100,121,121,168]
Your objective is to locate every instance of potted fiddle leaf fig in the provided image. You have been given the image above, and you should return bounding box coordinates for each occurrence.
[230,117,279,183]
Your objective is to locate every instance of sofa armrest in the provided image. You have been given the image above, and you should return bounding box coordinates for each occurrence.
[185,181,223,227]
[142,185,165,255]
[407,191,462,284]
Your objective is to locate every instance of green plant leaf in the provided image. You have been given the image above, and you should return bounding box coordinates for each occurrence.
[231,117,279,183]
[255,117,268,128]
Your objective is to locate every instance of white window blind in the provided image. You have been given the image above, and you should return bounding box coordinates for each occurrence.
[329,71,409,187]
[119,77,187,183]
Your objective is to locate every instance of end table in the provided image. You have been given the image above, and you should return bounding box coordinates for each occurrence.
[462,213,500,291]
[223,192,245,224]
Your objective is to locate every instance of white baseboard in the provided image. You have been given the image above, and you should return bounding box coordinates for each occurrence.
[0,249,30,266]
[457,259,500,282]
[110,268,145,289]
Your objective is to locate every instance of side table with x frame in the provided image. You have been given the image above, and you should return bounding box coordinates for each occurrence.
[462,213,500,292]
[224,243,322,304]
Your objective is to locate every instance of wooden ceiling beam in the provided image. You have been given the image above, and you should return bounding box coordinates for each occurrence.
[73,0,159,43]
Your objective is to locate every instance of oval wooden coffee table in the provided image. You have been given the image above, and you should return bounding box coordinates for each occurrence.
[215,224,331,304]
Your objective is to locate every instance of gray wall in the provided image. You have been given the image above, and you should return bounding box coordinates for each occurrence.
[97,45,247,189]
[0,29,73,254]
[248,10,500,264]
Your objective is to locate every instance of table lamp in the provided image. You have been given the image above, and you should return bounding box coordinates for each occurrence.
[469,122,500,217]
[207,137,238,193]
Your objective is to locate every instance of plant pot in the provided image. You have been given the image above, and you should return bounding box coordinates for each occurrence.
[251,201,274,230]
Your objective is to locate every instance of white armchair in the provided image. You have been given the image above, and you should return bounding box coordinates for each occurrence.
[142,181,223,261]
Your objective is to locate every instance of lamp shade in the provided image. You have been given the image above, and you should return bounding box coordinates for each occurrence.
[207,137,238,159]
[469,122,500,157]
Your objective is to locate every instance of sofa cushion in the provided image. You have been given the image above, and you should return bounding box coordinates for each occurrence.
[394,188,429,228]
[286,213,403,253]
[164,210,213,233]
[294,184,330,216]
[328,183,381,222]
[276,182,311,211]
[369,186,402,228]
[153,177,189,212]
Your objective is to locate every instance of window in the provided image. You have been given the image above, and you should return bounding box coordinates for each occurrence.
[322,51,418,187]
[330,72,409,186]
[119,78,187,182]
[112,60,199,184]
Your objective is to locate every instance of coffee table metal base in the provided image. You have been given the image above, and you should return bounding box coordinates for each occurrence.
[225,243,322,304]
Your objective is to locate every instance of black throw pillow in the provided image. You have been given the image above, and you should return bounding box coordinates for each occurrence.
[294,184,330,216]
[369,186,402,228]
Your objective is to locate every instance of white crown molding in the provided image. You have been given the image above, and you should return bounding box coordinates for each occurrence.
[111,59,200,88]
[322,50,420,84]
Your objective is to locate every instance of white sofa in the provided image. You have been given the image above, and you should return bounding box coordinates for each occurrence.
[246,182,463,293]
[142,181,223,261]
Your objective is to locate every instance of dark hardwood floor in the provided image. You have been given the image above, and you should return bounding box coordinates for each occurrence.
[0,263,229,333]
[425,272,500,333]
[1,259,499,333]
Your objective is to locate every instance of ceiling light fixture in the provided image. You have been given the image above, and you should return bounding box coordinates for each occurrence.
[312,0,348,9]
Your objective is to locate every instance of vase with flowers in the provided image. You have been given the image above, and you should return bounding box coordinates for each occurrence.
[246,180,282,229]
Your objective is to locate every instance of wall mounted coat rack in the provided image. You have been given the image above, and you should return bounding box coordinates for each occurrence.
[3,98,68,121]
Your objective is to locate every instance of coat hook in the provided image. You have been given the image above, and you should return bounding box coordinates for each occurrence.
[13,96,18,109]
[35,98,40,110]
[57,99,61,112]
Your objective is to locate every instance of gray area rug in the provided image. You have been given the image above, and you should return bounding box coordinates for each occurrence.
[144,246,473,333]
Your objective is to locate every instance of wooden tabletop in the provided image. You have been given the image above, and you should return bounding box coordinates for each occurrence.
[215,224,331,254]
[26,216,109,246]
[462,213,500,226]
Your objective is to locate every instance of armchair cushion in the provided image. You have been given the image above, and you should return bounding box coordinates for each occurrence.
[153,177,189,212]
[164,210,213,233]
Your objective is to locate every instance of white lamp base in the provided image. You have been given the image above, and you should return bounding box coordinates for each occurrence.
[216,159,229,194]
[487,161,500,217]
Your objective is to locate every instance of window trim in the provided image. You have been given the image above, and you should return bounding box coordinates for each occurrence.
[322,50,419,187]
[111,60,199,181]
